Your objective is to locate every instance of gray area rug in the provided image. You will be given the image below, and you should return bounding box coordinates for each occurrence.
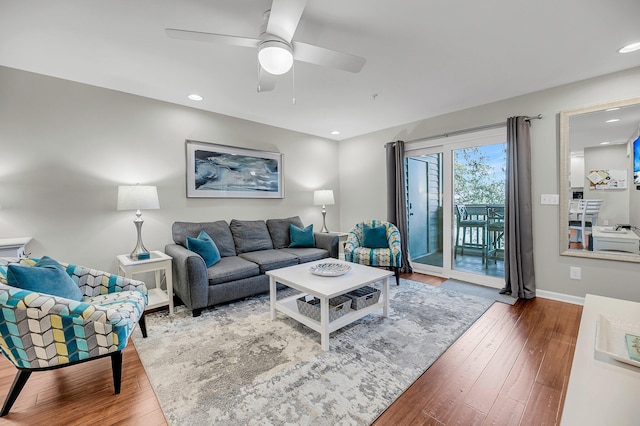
[440,279,517,305]
[131,278,494,425]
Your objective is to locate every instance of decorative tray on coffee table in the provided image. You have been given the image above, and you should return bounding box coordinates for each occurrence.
[309,262,351,277]
[595,314,640,368]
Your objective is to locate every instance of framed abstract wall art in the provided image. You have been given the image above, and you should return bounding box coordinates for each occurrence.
[186,140,284,198]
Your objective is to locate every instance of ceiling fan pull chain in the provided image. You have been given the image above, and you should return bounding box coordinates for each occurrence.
[292,62,296,105]
[257,61,262,92]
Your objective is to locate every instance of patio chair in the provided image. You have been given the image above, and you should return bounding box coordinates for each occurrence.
[454,205,487,257]
[484,205,505,267]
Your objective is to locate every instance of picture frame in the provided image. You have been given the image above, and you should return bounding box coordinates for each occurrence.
[186,140,284,198]
[587,169,628,190]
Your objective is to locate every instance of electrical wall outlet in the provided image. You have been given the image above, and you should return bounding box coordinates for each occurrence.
[570,266,581,280]
[541,194,559,205]
[603,219,609,225]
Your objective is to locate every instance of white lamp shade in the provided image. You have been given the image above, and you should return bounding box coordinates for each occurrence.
[313,190,335,206]
[117,185,160,211]
[258,40,294,75]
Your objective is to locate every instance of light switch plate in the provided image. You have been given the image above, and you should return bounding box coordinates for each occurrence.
[541,194,559,205]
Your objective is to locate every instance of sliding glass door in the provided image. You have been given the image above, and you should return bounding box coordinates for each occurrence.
[405,128,507,287]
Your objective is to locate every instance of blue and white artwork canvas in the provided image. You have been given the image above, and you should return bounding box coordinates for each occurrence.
[186,140,284,198]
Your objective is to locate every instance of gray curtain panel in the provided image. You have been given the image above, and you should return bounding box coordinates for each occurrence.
[386,140,413,274]
[502,117,536,298]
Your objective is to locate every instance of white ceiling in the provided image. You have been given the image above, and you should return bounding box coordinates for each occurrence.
[570,102,640,154]
[2,0,640,140]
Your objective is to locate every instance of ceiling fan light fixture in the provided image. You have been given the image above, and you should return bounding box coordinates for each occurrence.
[258,40,293,75]
[619,42,640,54]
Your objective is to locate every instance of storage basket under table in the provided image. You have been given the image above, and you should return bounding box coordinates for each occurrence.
[345,286,381,310]
[296,295,352,322]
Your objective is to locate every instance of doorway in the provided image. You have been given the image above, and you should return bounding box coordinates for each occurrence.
[405,128,507,287]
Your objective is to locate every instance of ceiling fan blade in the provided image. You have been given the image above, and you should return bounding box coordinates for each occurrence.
[292,42,366,73]
[165,28,260,49]
[257,68,277,92]
[266,0,307,43]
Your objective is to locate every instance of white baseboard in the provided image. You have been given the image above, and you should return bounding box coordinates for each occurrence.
[537,289,585,306]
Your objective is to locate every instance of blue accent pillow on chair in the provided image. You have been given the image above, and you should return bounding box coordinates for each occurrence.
[289,224,315,248]
[7,256,84,301]
[363,224,389,249]
[187,230,221,267]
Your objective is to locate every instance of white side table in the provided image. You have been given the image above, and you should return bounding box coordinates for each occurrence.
[0,237,32,257]
[117,250,173,314]
[326,232,349,259]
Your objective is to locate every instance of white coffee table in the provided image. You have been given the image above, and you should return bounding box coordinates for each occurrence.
[592,226,640,254]
[267,259,393,351]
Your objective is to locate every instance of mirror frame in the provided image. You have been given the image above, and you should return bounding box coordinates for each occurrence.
[559,96,640,262]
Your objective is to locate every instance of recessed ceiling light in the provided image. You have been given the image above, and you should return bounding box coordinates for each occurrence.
[188,94,203,101]
[619,42,640,54]
[330,130,340,135]
[600,141,611,145]
[605,107,620,112]
[606,118,620,123]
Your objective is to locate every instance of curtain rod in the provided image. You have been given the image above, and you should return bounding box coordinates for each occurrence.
[385,114,542,147]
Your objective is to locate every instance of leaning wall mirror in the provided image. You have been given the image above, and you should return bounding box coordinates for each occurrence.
[559,96,640,262]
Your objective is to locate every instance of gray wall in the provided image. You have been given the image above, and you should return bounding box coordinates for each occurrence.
[3,63,640,302]
[583,144,629,225]
[339,66,640,302]
[0,66,340,273]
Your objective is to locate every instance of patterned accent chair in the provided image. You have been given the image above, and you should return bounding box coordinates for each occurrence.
[344,220,402,285]
[0,257,148,417]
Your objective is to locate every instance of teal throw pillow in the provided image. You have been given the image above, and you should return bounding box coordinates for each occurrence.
[7,256,84,301]
[363,224,389,249]
[187,230,221,267]
[289,224,315,248]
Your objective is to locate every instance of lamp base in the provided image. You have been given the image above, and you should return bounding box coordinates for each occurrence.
[129,214,151,260]
[320,210,330,233]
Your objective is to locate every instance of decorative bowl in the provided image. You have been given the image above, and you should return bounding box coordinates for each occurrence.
[309,262,351,277]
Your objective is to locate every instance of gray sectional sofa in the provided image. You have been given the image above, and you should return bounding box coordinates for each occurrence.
[165,216,339,316]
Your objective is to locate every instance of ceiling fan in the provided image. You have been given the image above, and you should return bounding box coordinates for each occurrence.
[165,0,366,92]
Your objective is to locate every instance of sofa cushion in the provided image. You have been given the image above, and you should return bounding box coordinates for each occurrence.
[206,256,260,285]
[172,221,236,257]
[230,219,274,254]
[279,247,330,263]
[266,216,304,249]
[289,224,315,248]
[7,256,84,301]
[238,250,298,274]
[187,230,221,267]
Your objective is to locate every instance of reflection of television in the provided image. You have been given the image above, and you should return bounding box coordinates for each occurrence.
[635,135,640,185]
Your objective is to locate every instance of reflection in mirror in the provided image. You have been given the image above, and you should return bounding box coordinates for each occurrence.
[560,97,640,262]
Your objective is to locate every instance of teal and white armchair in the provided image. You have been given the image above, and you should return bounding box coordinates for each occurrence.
[344,220,402,285]
[0,256,148,417]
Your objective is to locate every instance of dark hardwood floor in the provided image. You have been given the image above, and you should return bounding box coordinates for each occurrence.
[374,273,582,426]
[0,273,582,425]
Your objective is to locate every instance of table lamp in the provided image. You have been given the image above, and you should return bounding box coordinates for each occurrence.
[313,189,334,233]
[117,185,160,260]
